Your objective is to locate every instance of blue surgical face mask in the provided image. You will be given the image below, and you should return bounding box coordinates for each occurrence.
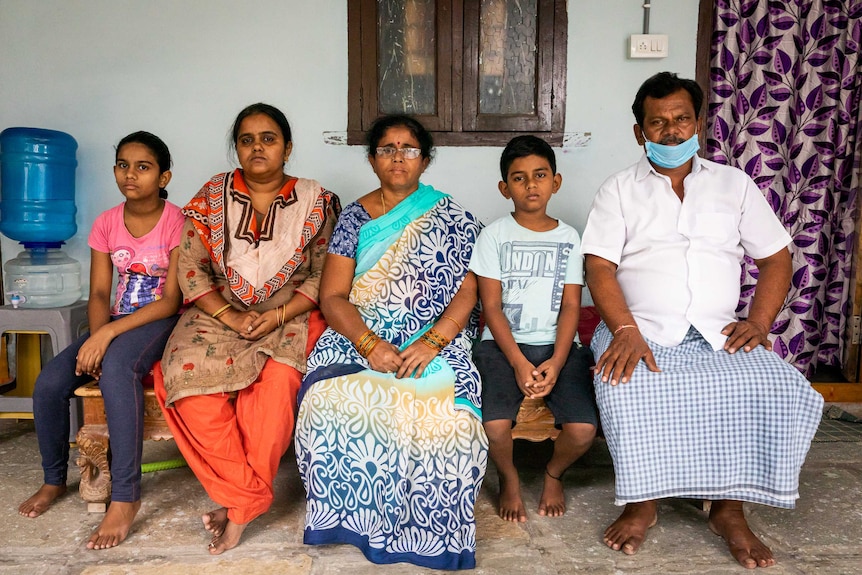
[644,132,700,169]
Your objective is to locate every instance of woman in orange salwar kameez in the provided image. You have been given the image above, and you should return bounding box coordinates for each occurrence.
[153,103,339,554]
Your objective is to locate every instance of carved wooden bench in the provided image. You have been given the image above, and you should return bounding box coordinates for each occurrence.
[74,379,173,512]
[509,306,600,443]
[70,306,601,508]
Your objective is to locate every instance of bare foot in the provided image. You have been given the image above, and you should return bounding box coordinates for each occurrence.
[708,500,775,569]
[86,500,141,550]
[538,467,566,517]
[208,519,247,555]
[18,484,67,518]
[202,507,228,537]
[603,501,658,555]
[497,475,527,522]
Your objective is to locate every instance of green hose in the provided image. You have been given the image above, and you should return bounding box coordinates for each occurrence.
[141,458,187,473]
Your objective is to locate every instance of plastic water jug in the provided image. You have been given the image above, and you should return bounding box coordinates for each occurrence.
[0,127,78,244]
[4,246,82,308]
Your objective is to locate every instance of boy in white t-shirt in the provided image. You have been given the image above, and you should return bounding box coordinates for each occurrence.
[470,135,597,522]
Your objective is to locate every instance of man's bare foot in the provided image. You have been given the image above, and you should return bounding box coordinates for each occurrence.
[18,484,67,518]
[497,475,527,522]
[708,500,775,569]
[208,519,247,555]
[603,501,658,555]
[538,467,566,517]
[202,507,228,537]
[86,500,141,550]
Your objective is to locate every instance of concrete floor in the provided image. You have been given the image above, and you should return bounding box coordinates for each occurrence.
[2,405,861,575]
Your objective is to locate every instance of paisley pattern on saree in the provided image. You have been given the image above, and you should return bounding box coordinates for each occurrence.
[296,370,487,570]
[296,184,487,570]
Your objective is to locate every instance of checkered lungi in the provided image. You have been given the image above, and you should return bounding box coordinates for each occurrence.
[591,323,823,509]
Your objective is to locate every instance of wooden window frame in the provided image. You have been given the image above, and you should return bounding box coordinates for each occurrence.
[347,0,567,146]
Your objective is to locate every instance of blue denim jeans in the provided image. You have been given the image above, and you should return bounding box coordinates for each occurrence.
[32,315,178,502]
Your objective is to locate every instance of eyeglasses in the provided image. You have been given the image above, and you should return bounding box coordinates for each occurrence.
[375,146,422,160]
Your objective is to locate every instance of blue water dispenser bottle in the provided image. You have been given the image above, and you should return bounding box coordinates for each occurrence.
[0,127,82,307]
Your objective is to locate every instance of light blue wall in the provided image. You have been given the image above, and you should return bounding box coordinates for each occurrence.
[0,0,699,303]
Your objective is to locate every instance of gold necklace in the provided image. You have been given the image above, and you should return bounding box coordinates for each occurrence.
[380,189,387,214]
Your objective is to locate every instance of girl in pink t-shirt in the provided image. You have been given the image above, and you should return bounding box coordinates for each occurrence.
[19,132,184,551]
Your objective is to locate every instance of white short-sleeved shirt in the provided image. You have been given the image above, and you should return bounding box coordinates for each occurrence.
[470,214,584,345]
[580,155,791,350]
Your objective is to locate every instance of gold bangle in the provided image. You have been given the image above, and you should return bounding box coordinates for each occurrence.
[211,303,232,319]
[428,327,449,345]
[358,331,378,351]
[420,335,442,351]
[359,338,379,358]
[355,329,381,358]
[421,336,445,351]
[356,329,375,347]
[440,314,463,332]
[420,328,449,351]
[361,336,380,357]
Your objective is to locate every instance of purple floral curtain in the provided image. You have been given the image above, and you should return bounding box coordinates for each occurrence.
[707,0,862,377]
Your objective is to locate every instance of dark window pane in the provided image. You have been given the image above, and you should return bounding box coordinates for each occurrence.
[378,0,437,115]
[479,0,537,115]
[349,0,566,145]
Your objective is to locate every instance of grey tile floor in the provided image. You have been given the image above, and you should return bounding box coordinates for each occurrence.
[2,405,861,575]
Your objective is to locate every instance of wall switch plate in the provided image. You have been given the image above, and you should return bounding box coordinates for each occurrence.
[629,34,668,58]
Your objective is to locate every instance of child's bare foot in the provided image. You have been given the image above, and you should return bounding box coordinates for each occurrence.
[538,467,566,517]
[497,475,527,522]
[18,484,67,518]
[202,507,228,537]
[207,519,247,555]
[603,501,658,555]
[86,500,141,550]
[708,500,775,569]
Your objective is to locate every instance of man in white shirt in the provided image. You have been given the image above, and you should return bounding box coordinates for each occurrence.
[581,72,823,569]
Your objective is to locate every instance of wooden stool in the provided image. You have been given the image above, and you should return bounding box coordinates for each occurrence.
[511,396,560,442]
[508,306,601,443]
[0,301,89,440]
[73,380,173,512]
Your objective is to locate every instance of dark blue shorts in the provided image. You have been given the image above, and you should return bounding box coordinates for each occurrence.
[474,339,597,427]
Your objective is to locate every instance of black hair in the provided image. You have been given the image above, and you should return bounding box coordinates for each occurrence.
[230,103,293,149]
[631,71,703,127]
[116,131,172,199]
[365,114,434,160]
[499,135,556,181]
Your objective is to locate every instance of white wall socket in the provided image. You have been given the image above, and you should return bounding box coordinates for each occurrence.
[629,34,668,59]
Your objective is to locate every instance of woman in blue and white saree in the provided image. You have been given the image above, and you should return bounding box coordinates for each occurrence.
[295,115,487,570]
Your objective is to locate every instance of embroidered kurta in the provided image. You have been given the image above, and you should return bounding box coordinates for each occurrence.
[160,170,339,406]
